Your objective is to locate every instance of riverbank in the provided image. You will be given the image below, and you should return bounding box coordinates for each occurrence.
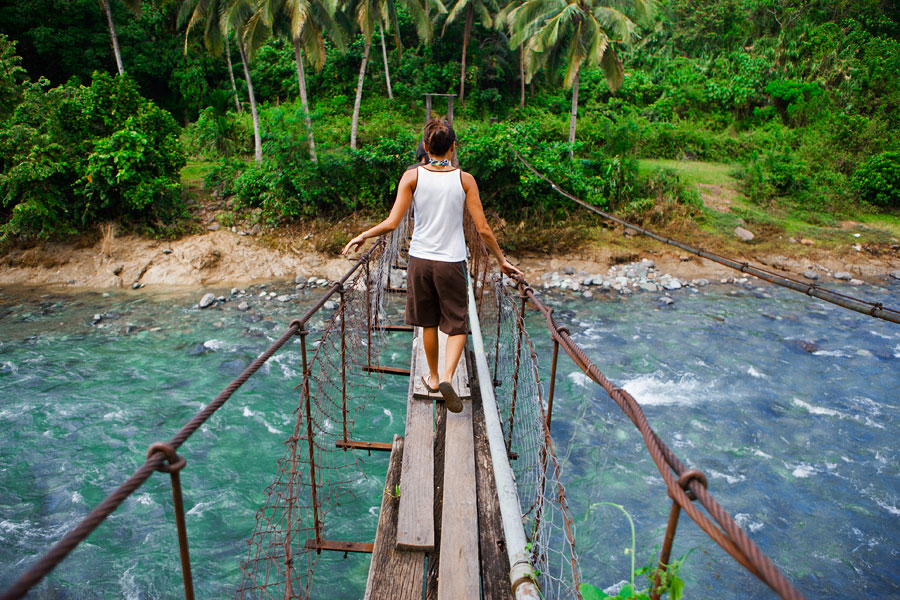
[2,224,899,294]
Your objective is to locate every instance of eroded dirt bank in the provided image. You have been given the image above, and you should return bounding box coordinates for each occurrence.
[1,228,898,292]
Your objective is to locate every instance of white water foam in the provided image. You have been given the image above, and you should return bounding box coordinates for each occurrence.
[1,360,18,374]
[747,366,766,378]
[567,371,592,388]
[706,468,746,485]
[134,493,155,506]
[186,500,217,517]
[789,463,818,478]
[382,407,394,425]
[242,406,283,435]
[120,565,141,600]
[873,497,900,516]
[792,398,841,418]
[202,339,236,352]
[620,372,706,406]
[71,491,84,504]
[734,513,764,533]
[812,349,853,358]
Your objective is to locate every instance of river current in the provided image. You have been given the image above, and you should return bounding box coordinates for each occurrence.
[0,276,897,599]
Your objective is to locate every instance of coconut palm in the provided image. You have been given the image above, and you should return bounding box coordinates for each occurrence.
[349,0,443,148]
[497,0,526,108]
[178,0,242,112]
[250,0,348,162]
[180,0,265,163]
[442,0,498,104]
[509,0,656,158]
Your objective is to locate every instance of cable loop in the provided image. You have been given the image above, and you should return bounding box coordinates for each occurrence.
[146,442,186,473]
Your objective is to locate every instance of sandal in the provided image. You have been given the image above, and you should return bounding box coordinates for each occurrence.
[421,375,439,394]
[439,381,463,413]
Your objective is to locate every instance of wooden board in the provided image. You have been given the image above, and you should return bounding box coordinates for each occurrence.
[397,331,435,551]
[364,435,426,600]
[412,329,471,400]
[473,389,515,600]
[437,399,480,599]
[425,405,447,600]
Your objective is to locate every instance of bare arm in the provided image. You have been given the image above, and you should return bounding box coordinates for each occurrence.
[342,169,416,254]
[462,171,523,279]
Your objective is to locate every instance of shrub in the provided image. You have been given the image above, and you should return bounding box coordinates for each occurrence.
[852,151,900,208]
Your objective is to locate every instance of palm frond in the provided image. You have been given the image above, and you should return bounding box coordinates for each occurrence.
[599,42,623,90]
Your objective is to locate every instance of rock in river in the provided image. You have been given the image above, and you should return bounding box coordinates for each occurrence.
[199,293,216,308]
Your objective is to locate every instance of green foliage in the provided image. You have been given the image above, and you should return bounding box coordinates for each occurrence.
[0,69,186,240]
[852,152,900,208]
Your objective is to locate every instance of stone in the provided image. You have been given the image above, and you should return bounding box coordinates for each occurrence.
[693,278,709,287]
[582,277,594,286]
[207,222,220,231]
[259,291,267,298]
[620,287,632,295]
[237,302,250,311]
[199,293,216,308]
[849,279,864,286]
[295,273,307,284]
[734,226,755,242]
[231,287,239,296]
[659,297,675,305]
[250,225,261,236]
[323,300,338,310]
[802,270,819,281]
[833,272,852,281]
[540,272,553,281]
[890,270,900,280]
[663,280,682,290]
[132,282,141,289]
[162,249,173,255]
[638,282,658,292]
[563,266,576,275]
[582,291,593,299]
[91,313,103,325]
[641,259,655,269]
[316,278,328,286]
[276,294,291,302]
[799,238,815,245]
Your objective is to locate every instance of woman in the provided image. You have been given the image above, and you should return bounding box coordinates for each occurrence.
[342,118,522,412]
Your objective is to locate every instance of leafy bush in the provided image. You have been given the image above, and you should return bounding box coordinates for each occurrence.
[852,151,900,208]
[0,68,185,240]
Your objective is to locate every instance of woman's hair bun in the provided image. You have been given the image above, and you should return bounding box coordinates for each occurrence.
[423,117,456,156]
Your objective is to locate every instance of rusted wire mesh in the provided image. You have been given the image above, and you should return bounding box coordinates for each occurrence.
[466,216,582,599]
[235,237,398,599]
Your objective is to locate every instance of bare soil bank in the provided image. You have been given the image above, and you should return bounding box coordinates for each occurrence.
[1,227,898,292]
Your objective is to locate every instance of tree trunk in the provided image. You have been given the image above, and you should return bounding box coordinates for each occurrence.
[238,39,263,164]
[568,67,580,160]
[293,40,318,162]
[387,0,403,59]
[225,36,242,113]
[102,0,125,75]
[350,39,371,150]
[378,20,394,100]
[519,45,525,109]
[459,4,473,104]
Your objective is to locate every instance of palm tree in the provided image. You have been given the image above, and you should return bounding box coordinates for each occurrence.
[510,0,656,158]
[252,0,349,162]
[497,0,526,108]
[180,0,264,163]
[442,0,498,104]
[99,0,143,75]
[349,0,443,148]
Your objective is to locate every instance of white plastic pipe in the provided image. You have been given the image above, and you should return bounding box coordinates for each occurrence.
[467,278,541,600]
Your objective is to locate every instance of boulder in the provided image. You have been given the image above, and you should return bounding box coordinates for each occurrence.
[324,300,338,310]
[563,266,576,275]
[276,295,291,302]
[890,270,900,280]
[295,273,307,284]
[237,302,250,311]
[638,282,658,292]
[849,279,864,286]
[663,280,683,290]
[199,293,216,308]
[802,270,819,281]
[833,272,852,281]
[734,226,755,242]
[693,278,709,287]
[659,297,675,305]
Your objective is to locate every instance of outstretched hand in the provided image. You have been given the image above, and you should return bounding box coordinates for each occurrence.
[342,235,366,255]
[500,259,524,280]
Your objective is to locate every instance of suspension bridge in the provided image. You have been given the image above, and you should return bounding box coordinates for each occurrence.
[3,156,898,599]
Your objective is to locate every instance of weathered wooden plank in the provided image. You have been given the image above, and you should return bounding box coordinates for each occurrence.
[425,405,447,600]
[438,399,480,599]
[473,390,515,600]
[364,435,426,600]
[412,328,471,400]
[397,332,435,551]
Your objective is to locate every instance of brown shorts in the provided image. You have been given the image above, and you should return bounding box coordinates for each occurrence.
[405,256,468,335]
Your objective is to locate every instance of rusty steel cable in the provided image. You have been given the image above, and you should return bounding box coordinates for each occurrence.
[512,148,900,325]
[0,242,384,600]
[516,281,805,600]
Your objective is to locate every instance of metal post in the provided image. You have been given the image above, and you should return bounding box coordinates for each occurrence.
[651,500,682,600]
[340,287,348,447]
[492,289,502,386]
[546,338,560,430]
[146,443,194,600]
[425,94,432,121]
[365,261,372,366]
[447,96,454,125]
[299,330,322,549]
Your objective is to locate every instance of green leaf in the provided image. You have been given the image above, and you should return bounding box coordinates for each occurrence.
[670,577,685,600]
[578,583,609,600]
[619,584,634,597]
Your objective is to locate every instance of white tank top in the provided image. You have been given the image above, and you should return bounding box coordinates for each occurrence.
[408,167,467,262]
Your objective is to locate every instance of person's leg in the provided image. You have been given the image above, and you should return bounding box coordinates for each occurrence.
[422,326,440,390]
[441,333,466,384]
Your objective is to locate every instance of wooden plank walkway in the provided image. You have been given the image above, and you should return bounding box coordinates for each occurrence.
[363,327,511,600]
[412,329,471,400]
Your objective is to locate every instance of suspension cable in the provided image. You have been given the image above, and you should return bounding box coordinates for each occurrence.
[512,148,900,325]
